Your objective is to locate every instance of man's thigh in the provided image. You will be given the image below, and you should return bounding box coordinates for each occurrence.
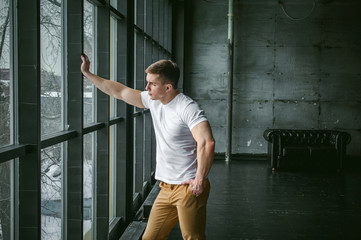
[176,179,210,240]
[142,184,179,240]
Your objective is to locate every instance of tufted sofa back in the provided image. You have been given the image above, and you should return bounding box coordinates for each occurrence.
[263,129,352,171]
[263,129,351,147]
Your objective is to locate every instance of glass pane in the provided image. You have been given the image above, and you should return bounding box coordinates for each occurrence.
[152,45,159,63]
[145,0,152,35]
[110,0,116,8]
[41,143,64,239]
[134,32,144,113]
[133,116,143,193]
[83,132,95,239]
[84,0,95,125]
[143,113,152,182]
[159,0,164,46]
[152,0,159,42]
[109,16,117,119]
[0,0,12,147]
[40,0,63,136]
[167,2,172,52]
[135,0,144,29]
[109,125,116,221]
[133,35,137,114]
[135,32,144,91]
[0,160,12,240]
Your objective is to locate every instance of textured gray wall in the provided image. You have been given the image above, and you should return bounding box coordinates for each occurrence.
[184,0,361,156]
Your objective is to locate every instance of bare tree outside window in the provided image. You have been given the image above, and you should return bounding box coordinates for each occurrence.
[41,144,63,240]
[40,0,62,136]
[0,0,9,67]
[0,161,11,240]
[40,0,64,238]
[0,0,11,239]
[0,0,10,147]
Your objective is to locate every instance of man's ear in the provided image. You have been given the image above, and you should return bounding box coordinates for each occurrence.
[165,83,173,92]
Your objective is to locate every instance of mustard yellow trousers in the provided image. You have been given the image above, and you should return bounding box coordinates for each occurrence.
[142,179,210,240]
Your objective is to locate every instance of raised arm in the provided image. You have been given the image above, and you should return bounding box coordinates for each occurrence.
[80,54,145,108]
[182,121,215,196]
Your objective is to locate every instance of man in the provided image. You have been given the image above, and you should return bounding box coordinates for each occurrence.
[80,54,215,240]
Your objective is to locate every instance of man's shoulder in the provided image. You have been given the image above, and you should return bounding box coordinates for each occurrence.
[175,93,198,106]
[175,93,207,128]
[174,93,204,117]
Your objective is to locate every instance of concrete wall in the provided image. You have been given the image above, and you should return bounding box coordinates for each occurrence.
[181,0,361,156]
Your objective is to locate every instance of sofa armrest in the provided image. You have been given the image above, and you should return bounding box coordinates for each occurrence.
[332,131,351,149]
[263,129,276,143]
[333,132,351,168]
[264,130,283,169]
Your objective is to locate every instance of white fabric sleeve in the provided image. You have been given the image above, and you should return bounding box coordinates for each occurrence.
[140,91,150,109]
[181,102,208,130]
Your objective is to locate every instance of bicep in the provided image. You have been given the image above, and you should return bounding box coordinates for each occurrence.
[121,87,145,108]
[191,121,214,144]
[113,84,145,108]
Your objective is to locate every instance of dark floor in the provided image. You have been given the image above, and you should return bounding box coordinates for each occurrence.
[168,160,361,240]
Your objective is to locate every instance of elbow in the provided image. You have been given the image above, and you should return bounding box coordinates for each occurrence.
[207,138,216,153]
[197,137,215,154]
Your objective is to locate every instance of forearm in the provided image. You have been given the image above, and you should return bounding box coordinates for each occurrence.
[195,140,215,183]
[83,71,126,99]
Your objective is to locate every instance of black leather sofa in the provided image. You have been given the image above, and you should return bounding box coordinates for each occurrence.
[263,129,351,172]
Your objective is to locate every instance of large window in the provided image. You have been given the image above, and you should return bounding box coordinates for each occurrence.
[0,1,173,239]
[40,0,64,136]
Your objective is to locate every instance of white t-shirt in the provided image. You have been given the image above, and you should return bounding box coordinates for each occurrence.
[141,91,208,184]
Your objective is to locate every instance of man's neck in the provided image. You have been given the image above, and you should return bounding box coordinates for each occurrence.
[160,90,179,105]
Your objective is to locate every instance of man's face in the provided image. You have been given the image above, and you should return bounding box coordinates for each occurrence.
[145,73,169,100]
